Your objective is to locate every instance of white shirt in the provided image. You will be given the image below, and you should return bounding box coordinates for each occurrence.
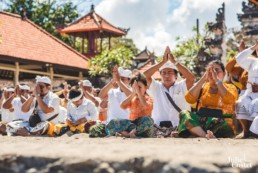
[55,106,67,124]
[67,98,98,123]
[33,91,60,124]
[95,96,102,113]
[1,100,15,123]
[236,48,258,93]
[147,79,190,126]
[107,88,129,122]
[12,97,33,121]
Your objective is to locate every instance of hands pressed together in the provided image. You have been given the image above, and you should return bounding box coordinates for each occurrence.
[162,46,177,64]
[33,83,41,96]
[204,64,219,82]
[111,65,120,86]
[132,81,141,97]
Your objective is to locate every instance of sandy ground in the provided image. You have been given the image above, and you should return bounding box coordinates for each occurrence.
[0,134,258,172]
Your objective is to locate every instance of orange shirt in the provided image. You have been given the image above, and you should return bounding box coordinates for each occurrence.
[124,95,153,121]
[226,57,248,90]
[185,83,238,114]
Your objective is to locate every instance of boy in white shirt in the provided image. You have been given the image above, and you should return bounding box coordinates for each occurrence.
[80,80,100,108]
[66,88,98,133]
[3,84,32,121]
[3,84,34,136]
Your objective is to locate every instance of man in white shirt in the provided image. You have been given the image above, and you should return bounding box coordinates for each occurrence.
[3,84,32,121]
[144,47,195,127]
[3,84,35,136]
[99,65,132,122]
[66,88,98,133]
[0,87,15,135]
[21,76,60,136]
[1,87,15,122]
[235,42,258,138]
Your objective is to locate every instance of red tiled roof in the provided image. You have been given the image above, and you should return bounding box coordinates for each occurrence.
[59,10,126,36]
[138,60,161,80]
[0,11,89,70]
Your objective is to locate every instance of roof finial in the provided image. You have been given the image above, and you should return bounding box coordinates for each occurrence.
[91,4,95,12]
[20,8,27,20]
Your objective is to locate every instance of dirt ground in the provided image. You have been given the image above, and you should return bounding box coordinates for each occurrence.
[0,134,257,172]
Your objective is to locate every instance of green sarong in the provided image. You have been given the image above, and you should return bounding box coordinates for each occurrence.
[178,110,234,138]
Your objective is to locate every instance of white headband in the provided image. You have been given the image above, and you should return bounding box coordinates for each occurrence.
[79,80,92,87]
[118,67,132,78]
[69,90,83,102]
[5,88,15,92]
[159,61,178,72]
[35,76,51,85]
[19,85,30,91]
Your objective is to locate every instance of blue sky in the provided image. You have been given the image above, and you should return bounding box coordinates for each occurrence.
[92,0,244,55]
[1,0,244,55]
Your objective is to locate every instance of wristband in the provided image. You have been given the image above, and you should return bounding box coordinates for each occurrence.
[215,80,223,85]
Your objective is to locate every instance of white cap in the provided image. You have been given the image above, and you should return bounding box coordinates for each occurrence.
[5,87,15,92]
[81,80,92,87]
[68,89,83,102]
[35,76,51,85]
[118,67,132,78]
[159,61,178,72]
[19,84,30,91]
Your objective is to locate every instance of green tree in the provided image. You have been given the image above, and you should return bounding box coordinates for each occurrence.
[89,46,134,76]
[226,48,238,61]
[172,26,210,78]
[5,0,79,45]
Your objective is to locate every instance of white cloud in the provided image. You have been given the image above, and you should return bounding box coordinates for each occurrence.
[96,0,243,55]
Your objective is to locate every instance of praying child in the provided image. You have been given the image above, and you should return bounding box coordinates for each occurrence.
[106,72,154,138]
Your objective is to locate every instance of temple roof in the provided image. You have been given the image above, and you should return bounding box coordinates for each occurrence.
[135,47,152,60]
[137,59,161,80]
[0,11,89,70]
[238,1,258,21]
[59,6,127,36]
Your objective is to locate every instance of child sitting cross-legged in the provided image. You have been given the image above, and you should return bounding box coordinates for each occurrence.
[106,72,154,138]
[66,88,98,134]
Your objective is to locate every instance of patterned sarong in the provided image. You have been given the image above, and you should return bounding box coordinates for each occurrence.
[89,123,107,137]
[105,116,154,137]
[6,120,49,136]
[178,110,234,138]
[67,120,96,133]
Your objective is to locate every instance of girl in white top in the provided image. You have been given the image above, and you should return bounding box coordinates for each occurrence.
[98,66,132,123]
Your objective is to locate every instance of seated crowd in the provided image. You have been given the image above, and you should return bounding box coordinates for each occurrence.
[0,43,258,139]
